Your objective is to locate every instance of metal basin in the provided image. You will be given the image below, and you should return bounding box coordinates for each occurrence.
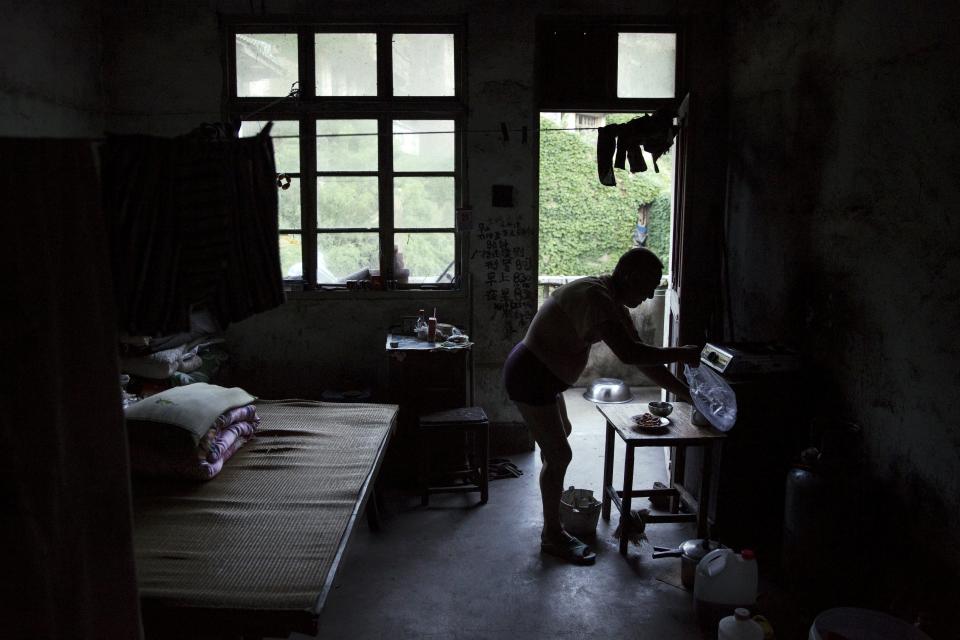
[582,378,633,403]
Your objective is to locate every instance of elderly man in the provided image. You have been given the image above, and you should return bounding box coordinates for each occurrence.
[503,248,700,565]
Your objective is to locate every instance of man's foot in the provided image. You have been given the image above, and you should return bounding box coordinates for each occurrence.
[540,532,596,565]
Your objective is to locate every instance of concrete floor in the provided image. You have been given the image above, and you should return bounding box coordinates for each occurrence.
[286,387,733,640]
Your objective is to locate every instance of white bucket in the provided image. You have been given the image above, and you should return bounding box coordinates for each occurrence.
[808,607,932,640]
[559,486,601,538]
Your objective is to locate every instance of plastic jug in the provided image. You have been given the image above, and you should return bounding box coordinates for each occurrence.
[719,608,764,640]
[694,549,759,634]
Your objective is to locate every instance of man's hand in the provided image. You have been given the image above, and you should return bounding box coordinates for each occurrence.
[680,344,702,367]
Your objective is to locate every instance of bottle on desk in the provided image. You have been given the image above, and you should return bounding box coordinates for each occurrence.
[415,309,429,340]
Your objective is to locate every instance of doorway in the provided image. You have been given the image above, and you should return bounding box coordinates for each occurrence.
[537,111,676,386]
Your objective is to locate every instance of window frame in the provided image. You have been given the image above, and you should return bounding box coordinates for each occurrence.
[224,18,466,291]
[535,17,683,112]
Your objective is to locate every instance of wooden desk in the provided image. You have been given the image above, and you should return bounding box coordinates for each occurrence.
[597,402,726,556]
[384,334,473,485]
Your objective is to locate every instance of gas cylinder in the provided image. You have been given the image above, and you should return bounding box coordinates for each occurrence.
[782,447,831,590]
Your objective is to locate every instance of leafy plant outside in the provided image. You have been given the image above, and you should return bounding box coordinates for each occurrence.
[538,114,673,277]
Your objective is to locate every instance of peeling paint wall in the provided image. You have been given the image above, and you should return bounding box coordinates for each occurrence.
[0,0,103,136]
[725,0,960,584]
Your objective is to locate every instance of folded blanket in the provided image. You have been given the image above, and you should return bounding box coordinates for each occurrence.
[128,419,258,481]
[204,412,259,462]
[124,383,256,444]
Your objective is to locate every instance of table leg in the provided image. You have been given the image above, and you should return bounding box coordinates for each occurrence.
[601,420,615,521]
[479,423,490,505]
[696,442,715,538]
[670,445,686,514]
[619,444,635,556]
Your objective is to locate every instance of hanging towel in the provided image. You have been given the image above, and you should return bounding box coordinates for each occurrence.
[101,124,285,336]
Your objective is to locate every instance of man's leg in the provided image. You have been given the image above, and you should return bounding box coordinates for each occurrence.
[516,399,572,542]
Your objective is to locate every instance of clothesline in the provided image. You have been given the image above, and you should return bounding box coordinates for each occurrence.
[266,127,601,139]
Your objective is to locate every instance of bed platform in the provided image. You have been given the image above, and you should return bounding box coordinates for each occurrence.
[131,400,398,639]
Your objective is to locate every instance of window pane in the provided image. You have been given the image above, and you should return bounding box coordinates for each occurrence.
[280,234,303,279]
[315,33,376,96]
[317,233,380,282]
[235,33,298,97]
[617,33,676,98]
[317,177,379,228]
[240,120,299,173]
[393,120,454,171]
[394,177,454,228]
[278,177,301,230]
[317,119,378,171]
[395,232,454,284]
[392,33,455,96]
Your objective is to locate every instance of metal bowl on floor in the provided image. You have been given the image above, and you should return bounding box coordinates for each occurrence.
[582,378,633,403]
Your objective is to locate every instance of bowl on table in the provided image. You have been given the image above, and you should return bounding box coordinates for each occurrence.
[647,401,674,417]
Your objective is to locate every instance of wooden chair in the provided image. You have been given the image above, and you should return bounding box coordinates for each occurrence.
[418,407,489,506]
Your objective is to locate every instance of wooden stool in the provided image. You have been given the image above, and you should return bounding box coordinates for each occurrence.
[419,407,489,506]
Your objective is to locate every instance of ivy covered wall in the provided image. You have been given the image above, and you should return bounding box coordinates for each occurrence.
[538,115,673,278]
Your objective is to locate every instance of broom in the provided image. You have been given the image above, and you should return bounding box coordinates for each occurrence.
[613,507,650,547]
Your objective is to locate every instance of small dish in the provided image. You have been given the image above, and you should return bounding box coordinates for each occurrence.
[631,415,671,430]
[648,401,674,417]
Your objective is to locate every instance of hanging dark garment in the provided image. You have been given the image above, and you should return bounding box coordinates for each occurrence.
[596,107,678,186]
[1,137,142,639]
[101,125,284,336]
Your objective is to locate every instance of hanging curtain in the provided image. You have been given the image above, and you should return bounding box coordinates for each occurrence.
[0,137,142,638]
[101,125,285,337]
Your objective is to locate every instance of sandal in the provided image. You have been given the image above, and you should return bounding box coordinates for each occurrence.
[541,534,597,565]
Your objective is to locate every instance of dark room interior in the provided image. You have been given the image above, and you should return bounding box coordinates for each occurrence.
[2,1,958,639]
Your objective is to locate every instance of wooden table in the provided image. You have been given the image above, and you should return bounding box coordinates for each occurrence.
[598,402,726,556]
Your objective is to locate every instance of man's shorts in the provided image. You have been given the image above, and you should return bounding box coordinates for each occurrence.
[503,342,570,406]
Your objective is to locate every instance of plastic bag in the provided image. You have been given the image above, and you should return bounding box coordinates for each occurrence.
[684,364,738,432]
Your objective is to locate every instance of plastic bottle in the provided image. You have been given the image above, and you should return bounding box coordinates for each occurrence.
[415,309,428,340]
[718,608,764,640]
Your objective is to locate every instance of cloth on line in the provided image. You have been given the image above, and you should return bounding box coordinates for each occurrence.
[597,107,678,186]
[101,124,285,336]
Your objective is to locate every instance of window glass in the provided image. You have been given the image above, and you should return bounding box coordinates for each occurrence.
[279,234,303,279]
[317,233,380,281]
[395,233,455,283]
[317,177,379,228]
[616,33,676,98]
[392,34,455,96]
[393,120,454,171]
[278,177,301,230]
[317,119,378,171]
[235,33,299,97]
[315,33,377,96]
[394,177,454,228]
[240,120,300,173]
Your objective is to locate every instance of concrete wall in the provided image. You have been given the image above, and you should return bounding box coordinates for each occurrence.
[100,0,712,432]
[724,0,960,594]
[0,0,103,137]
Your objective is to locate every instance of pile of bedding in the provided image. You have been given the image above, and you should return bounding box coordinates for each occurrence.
[119,308,227,386]
[125,383,259,481]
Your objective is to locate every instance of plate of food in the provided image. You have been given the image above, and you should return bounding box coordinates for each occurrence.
[631,412,670,430]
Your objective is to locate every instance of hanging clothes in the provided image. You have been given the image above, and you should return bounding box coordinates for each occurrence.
[596,107,678,186]
[1,137,142,639]
[101,124,285,336]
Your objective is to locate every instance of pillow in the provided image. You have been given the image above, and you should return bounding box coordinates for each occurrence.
[124,383,256,444]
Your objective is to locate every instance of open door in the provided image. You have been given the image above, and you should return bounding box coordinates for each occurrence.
[663,92,691,396]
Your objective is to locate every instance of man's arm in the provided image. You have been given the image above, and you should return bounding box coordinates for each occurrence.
[637,365,693,404]
[600,315,701,369]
